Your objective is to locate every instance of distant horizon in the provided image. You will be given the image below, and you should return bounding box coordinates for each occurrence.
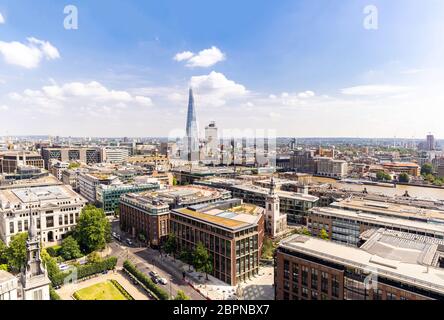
[1,134,441,142]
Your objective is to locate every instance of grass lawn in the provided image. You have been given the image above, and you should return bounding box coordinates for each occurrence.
[74,280,128,300]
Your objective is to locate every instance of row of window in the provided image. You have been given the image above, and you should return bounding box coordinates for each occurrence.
[283,260,340,299]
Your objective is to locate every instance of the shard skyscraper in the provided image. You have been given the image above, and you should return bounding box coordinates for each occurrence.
[185,88,200,162]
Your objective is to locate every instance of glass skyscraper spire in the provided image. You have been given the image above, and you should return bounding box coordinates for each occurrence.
[185,88,199,161]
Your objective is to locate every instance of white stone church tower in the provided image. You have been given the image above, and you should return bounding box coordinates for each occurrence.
[265,177,287,238]
[21,216,50,300]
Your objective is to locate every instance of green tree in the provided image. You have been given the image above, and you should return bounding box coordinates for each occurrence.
[300,228,312,236]
[87,251,102,264]
[319,229,329,240]
[376,171,391,181]
[41,248,66,286]
[261,237,276,260]
[6,233,27,272]
[0,239,8,265]
[193,242,213,280]
[75,205,111,253]
[0,264,8,271]
[421,163,434,176]
[59,236,83,260]
[138,233,146,243]
[172,177,178,186]
[68,162,80,170]
[425,173,435,183]
[163,234,177,258]
[398,173,410,183]
[179,248,193,271]
[174,290,190,300]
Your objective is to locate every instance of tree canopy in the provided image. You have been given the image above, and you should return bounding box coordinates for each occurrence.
[0,239,8,265]
[398,173,410,183]
[261,237,276,260]
[421,163,434,176]
[319,229,329,240]
[174,290,190,300]
[300,228,312,236]
[163,233,177,258]
[60,236,83,260]
[376,171,392,181]
[193,242,213,280]
[68,162,81,170]
[75,205,111,253]
[6,233,28,272]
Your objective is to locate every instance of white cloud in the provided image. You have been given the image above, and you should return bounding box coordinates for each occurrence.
[0,13,5,24]
[27,37,60,60]
[174,46,226,68]
[341,85,410,96]
[0,37,60,68]
[189,71,247,106]
[173,51,194,62]
[0,105,8,111]
[8,81,153,115]
[298,90,315,98]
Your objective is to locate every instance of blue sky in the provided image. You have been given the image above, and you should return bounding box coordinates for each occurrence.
[0,0,443,138]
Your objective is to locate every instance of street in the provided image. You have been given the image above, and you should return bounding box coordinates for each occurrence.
[109,220,205,300]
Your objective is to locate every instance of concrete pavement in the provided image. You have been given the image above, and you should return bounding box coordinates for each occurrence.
[108,241,205,300]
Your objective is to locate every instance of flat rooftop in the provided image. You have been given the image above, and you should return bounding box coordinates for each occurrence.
[382,162,420,168]
[174,206,256,231]
[0,151,42,157]
[201,177,318,202]
[280,234,444,295]
[122,185,228,208]
[0,185,83,208]
[360,228,444,267]
[234,183,319,201]
[332,198,444,222]
[0,174,61,190]
[310,206,444,234]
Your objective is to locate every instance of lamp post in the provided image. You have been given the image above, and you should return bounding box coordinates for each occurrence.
[169,276,173,299]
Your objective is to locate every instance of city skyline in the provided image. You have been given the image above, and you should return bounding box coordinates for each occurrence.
[0,0,444,138]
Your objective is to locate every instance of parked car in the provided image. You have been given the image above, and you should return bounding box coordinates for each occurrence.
[126,238,133,246]
[151,276,159,284]
[149,271,158,278]
[58,263,69,271]
[158,277,168,285]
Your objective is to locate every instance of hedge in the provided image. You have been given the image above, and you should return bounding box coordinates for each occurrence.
[50,256,117,287]
[76,256,117,280]
[123,260,169,300]
[49,286,61,300]
[110,280,134,300]
[47,245,62,258]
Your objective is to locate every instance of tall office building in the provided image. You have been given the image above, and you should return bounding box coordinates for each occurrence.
[205,121,218,161]
[185,88,200,162]
[427,134,436,151]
